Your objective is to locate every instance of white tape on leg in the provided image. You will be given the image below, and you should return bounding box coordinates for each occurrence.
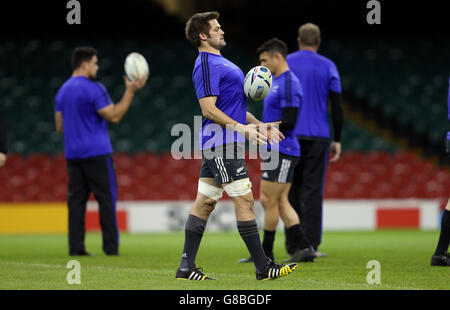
[223,178,252,197]
[198,181,224,201]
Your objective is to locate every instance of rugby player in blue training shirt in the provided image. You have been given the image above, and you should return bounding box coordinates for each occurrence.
[238,38,316,264]
[430,77,450,266]
[55,47,147,256]
[286,23,344,257]
[176,12,298,281]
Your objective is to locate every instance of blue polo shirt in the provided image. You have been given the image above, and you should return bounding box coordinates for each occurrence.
[192,52,247,150]
[262,70,302,157]
[55,76,113,160]
[287,50,341,139]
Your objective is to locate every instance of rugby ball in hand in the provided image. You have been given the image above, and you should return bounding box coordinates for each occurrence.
[124,52,149,81]
[243,66,272,101]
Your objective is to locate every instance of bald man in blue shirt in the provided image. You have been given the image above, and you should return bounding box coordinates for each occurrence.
[286,23,344,257]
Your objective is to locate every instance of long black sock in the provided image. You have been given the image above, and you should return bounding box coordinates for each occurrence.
[262,230,276,258]
[179,214,207,270]
[434,210,450,256]
[286,223,310,251]
[237,220,269,273]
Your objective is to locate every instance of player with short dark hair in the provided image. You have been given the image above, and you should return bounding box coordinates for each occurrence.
[430,77,450,266]
[55,46,147,256]
[177,12,298,281]
[238,38,315,264]
[72,46,98,70]
[286,23,344,257]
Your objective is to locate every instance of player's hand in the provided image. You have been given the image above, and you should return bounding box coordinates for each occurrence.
[124,75,148,93]
[257,121,285,144]
[329,141,341,162]
[0,153,7,167]
[234,123,268,146]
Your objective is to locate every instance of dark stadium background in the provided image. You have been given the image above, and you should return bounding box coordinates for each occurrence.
[0,0,449,233]
[3,1,450,38]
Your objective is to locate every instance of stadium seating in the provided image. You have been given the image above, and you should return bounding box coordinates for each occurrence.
[0,151,448,205]
[320,38,450,154]
[0,39,396,155]
[0,39,447,207]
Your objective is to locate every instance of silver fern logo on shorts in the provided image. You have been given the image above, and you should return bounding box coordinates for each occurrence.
[236,166,246,176]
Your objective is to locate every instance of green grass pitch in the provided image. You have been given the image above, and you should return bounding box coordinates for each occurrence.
[0,230,449,290]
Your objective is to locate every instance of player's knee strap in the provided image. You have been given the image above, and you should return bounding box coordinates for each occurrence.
[223,178,252,197]
[198,181,224,201]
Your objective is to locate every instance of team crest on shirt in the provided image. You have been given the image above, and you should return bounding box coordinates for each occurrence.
[272,85,279,92]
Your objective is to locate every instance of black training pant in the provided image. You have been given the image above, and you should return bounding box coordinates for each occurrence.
[286,138,329,254]
[67,154,119,254]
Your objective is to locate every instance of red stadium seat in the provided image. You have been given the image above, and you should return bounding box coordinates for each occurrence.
[0,150,447,203]
[367,151,392,164]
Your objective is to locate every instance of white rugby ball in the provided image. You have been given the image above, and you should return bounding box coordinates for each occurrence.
[243,66,272,101]
[124,52,149,81]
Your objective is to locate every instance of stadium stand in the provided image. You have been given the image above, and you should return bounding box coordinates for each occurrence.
[0,38,448,206]
[0,150,448,202]
[321,38,450,158]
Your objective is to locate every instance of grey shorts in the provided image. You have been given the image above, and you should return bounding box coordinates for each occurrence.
[199,143,249,185]
[261,152,299,184]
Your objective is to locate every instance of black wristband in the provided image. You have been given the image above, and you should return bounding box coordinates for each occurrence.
[329,91,343,142]
[279,107,299,133]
